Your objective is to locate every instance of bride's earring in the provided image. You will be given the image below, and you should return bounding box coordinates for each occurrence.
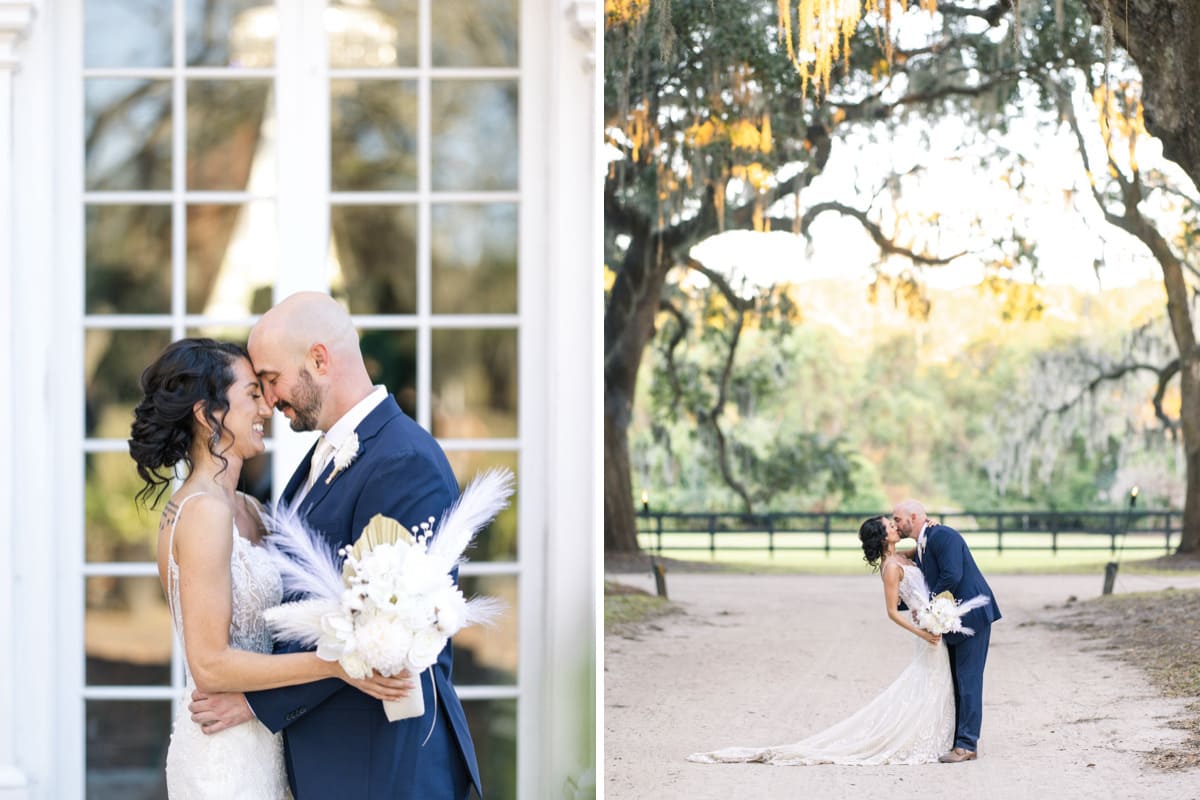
[209,430,220,450]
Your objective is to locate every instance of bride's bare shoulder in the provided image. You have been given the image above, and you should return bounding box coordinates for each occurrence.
[880,557,904,581]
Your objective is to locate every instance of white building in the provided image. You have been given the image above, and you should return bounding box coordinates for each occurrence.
[0,2,598,797]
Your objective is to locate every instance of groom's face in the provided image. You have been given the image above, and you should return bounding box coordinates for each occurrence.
[250,345,326,432]
[892,511,917,540]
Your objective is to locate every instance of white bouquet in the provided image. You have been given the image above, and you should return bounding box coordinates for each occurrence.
[261,468,511,722]
[916,591,982,636]
[908,570,991,637]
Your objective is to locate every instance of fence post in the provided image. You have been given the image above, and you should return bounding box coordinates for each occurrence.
[709,514,716,558]
[767,514,775,558]
[996,513,1003,555]
[655,513,663,553]
[823,514,831,555]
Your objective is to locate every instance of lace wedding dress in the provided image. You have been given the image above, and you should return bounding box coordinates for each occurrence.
[688,563,954,766]
[164,493,291,799]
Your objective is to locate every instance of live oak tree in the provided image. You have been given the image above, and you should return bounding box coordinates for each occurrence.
[604,0,1032,553]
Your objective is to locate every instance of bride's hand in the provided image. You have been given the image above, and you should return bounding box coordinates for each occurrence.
[922,631,942,646]
[340,668,416,701]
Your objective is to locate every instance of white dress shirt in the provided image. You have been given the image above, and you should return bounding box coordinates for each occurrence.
[299,386,388,497]
[916,520,933,561]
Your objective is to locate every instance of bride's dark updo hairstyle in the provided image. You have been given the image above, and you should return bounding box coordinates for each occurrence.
[858,515,889,570]
[129,338,250,508]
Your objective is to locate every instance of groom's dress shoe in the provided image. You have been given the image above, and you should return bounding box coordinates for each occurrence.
[939,748,977,763]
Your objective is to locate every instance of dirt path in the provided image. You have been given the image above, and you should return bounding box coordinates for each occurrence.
[604,570,1200,799]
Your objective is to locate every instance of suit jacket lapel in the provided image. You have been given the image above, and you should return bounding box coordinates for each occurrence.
[280,438,320,506]
[299,396,404,513]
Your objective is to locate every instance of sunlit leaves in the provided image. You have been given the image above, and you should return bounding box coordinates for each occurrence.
[606,0,652,28]
[1093,81,1147,173]
[776,0,938,99]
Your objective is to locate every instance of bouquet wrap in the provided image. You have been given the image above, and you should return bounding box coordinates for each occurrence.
[261,468,512,727]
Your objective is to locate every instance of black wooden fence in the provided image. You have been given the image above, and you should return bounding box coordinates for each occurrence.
[636,509,1181,556]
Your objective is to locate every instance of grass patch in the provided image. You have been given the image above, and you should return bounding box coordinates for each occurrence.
[604,580,676,631]
[1049,588,1200,770]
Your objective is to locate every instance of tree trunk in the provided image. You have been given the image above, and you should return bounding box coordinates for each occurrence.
[1082,0,1200,192]
[604,408,641,552]
[604,233,673,553]
[1141,221,1200,554]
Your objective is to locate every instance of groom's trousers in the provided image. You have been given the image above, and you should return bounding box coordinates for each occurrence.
[947,623,991,751]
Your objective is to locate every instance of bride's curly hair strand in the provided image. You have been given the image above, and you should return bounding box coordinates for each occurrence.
[858,515,889,571]
[128,338,250,508]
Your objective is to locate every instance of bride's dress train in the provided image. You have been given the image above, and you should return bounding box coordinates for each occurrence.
[688,564,954,766]
[164,494,291,799]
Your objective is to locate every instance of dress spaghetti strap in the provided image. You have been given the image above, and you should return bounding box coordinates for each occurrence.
[165,493,210,649]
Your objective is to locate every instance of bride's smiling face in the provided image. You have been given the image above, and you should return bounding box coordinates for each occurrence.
[212,357,271,459]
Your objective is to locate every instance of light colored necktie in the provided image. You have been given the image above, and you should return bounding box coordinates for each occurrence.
[302,435,333,495]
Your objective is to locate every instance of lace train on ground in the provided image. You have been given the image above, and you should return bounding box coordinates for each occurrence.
[688,564,954,766]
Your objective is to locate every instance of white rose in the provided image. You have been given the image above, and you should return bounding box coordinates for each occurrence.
[407,627,447,671]
[434,588,467,636]
[401,548,446,596]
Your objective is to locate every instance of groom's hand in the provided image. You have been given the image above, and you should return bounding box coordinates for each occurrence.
[189,690,254,735]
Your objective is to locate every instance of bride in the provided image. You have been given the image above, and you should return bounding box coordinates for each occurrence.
[129,338,411,798]
[688,515,954,766]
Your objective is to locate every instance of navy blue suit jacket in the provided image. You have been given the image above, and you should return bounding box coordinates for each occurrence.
[246,396,481,799]
[918,524,1001,645]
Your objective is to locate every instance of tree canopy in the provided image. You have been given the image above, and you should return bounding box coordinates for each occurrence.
[604,0,1200,556]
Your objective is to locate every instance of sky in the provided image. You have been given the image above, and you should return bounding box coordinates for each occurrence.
[689,71,1187,298]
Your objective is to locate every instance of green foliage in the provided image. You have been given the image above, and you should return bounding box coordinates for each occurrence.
[633,278,1180,513]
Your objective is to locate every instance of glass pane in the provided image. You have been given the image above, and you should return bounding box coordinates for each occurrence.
[331,205,418,315]
[239,450,274,504]
[327,0,417,68]
[432,80,518,192]
[187,203,278,315]
[85,576,172,687]
[454,575,516,686]
[462,698,516,800]
[86,700,170,799]
[186,79,273,191]
[188,0,277,67]
[85,79,173,192]
[184,325,251,345]
[444,451,518,561]
[85,0,172,69]
[432,203,517,314]
[431,329,517,438]
[86,329,173,439]
[432,0,518,67]
[86,205,173,315]
[331,80,418,191]
[87,453,162,562]
[360,329,418,419]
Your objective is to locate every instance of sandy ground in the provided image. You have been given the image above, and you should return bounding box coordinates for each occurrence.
[604,569,1200,800]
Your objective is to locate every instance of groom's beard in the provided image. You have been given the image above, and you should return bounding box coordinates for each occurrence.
[279,368,323,432]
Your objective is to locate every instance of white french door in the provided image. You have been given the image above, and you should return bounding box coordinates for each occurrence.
[70,1,531,797]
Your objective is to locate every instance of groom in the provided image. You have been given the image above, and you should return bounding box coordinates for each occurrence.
[190,292,481,799]
[893,499,1000,763]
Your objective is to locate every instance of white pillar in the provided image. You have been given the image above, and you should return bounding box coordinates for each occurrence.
[540,2,599,797]
[0,3,36,798]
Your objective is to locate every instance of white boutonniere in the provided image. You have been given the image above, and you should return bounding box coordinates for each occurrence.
[325,433,360,484]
